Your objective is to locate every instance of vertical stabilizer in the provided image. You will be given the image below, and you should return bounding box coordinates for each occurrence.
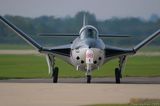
[83,13,87,26]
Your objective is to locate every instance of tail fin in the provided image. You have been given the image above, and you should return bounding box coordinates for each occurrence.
[0,16,42,50]
[134,29,160,51]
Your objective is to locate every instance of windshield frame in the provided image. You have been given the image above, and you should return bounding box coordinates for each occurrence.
[79,25,99,40]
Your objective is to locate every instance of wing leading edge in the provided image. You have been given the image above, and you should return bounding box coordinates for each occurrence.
[0,16,71,57]
[104,28,160,58]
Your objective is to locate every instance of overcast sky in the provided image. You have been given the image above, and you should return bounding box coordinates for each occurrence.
[0,0,160,20]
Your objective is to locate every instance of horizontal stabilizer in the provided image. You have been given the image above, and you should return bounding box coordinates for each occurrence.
[38,33,130,37]
[99,34,131,38]
[38,33,79,37]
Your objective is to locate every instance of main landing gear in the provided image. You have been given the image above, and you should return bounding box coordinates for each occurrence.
[115,68,122,83]
[46,55,59,83]
[52,67,59,83]
[115,56,127,84]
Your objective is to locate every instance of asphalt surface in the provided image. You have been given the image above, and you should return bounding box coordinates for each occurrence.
[0,78,160,106]
[0,83,160,106]
[1,77,160,84]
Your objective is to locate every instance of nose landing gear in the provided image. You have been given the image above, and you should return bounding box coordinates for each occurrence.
[86,69,92,83]
[87,75,92,83]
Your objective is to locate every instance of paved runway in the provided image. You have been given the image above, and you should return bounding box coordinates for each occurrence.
[0,78,160,106]
[1,77,160,84]
[0,83,160,106]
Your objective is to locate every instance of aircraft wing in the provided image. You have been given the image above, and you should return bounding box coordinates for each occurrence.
[0,16,42,50]
[41,44,71,57]
[0,16,71,57]
[104,46,134,58]
[105,28,160,59]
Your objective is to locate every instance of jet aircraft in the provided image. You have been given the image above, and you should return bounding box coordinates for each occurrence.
[0,15,160,83]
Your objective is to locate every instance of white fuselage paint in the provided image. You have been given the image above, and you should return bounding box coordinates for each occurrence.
[69,25,106,73]
[71,48,105,72]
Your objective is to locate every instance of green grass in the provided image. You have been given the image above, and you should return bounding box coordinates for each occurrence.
[0,54,160,79]
[84,104,159,106]
[93,55,160,77]
[0,44,33,50]
[0,55,48,79]
[85,98,160,106]
[0,54,84,79]
[124,56,160,77]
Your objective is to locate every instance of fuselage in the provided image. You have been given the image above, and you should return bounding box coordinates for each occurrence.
[70,25,105,72]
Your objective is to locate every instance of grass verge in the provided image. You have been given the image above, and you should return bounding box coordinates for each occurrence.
[84,98,160,106]
[0,54,160,79]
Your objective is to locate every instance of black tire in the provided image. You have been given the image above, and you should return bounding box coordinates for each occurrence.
[115,68,121,84]
[87,75,91,83]
[53,67,59,83]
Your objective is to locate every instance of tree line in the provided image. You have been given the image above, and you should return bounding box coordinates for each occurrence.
[0,11,160,47]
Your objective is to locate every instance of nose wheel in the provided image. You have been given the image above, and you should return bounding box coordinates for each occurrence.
[87,75,91,83]
[52,67,59,83]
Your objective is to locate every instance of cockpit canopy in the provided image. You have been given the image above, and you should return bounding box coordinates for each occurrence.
[79,25,98,39]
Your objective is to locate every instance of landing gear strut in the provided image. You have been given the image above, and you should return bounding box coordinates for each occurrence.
[52,67,59,83]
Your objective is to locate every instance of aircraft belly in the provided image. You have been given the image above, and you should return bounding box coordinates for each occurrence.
[71,48,105,71]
